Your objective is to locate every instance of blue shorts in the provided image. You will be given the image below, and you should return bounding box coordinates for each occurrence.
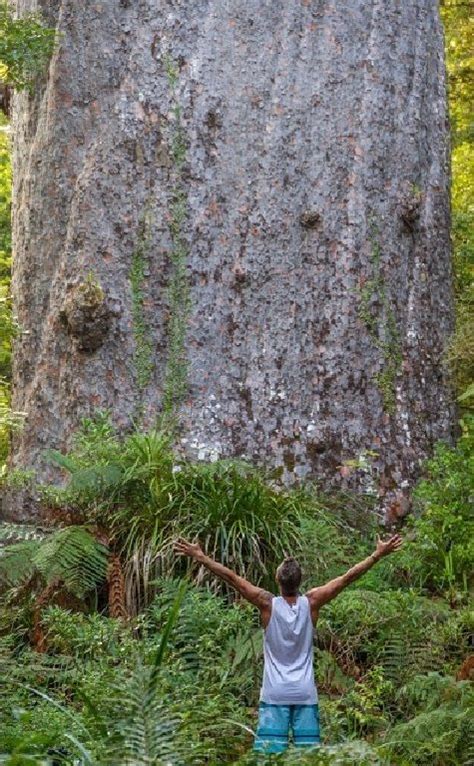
[254,702,320,754]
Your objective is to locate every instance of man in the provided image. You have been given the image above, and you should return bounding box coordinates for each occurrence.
[174,533,402,754]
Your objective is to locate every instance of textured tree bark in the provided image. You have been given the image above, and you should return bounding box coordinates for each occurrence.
[6,0,455,517]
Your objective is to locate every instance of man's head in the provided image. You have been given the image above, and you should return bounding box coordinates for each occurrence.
[276,557,302,596]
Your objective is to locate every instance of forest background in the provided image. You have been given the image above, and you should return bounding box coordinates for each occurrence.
[0,2,472,765]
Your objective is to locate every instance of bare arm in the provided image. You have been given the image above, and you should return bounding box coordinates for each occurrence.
[306,534,403,611]
[174,539,273,615]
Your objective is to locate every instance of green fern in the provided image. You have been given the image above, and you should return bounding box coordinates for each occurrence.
[0,540,40,589]
[47,448,124,499]
[379,635,443,684]
[107,581,189,764]
[101,664,182,765]
[32,527,109,597]
[379,674,474,766]
[382,701,473,766]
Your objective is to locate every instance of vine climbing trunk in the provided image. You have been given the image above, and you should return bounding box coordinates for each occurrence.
[6,0,455,518]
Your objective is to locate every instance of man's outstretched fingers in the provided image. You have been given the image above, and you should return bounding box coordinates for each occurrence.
[174,539,189,555]
[173,538,204,559]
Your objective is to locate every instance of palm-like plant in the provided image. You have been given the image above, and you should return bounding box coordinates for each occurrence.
[46,420,305,611]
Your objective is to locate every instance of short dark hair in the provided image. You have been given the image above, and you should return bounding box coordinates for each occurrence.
[276,557,302,596]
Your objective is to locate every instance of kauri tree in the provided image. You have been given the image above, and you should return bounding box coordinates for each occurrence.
[7,0,456,517]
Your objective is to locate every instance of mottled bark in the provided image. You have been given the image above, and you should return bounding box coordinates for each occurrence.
[7,0,455,516]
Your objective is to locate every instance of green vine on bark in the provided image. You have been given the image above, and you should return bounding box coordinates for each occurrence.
[358,219,402,414]
[161,55,190,422]
[130,208,154,392]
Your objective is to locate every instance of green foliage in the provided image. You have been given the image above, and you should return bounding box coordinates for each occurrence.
[441,1,474,406]
[33,527,109,598]
[158,459,302,587]
[446,283,474,401]
[298,508,358,588]
[441,0,474,147]
[129,209,155,393]
[338,667,393,738]
[0,526,108,598]
[161,55,190,422]
[0,540,39,589]
[382,674,474,766]
[41,606,134,662]
[0,389,25,466]
[397,420,474,596]
[236,741,384,766]
[45,417,303,602]
[0,583,191,765]
[99,582,188,765]
[0,2,56,91]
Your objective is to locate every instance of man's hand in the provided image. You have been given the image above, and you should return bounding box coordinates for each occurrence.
[374,533,403,559]
[174,538,205,561]
[306,533,403,615]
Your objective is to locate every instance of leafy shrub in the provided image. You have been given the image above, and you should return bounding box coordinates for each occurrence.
[41,607,136,663]
[397,419,474,597]
[46,418,304,606]
[0,2,56,90]
[381,674,474,766]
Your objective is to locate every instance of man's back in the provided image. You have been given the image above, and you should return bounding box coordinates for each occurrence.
[261,595,317,705]
[174,532,402,754]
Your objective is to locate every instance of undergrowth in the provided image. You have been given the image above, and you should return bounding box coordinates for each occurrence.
[0,415,472,765]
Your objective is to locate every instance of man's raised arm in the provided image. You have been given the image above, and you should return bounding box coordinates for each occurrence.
[306,534,403,612]
[174,538,273,614]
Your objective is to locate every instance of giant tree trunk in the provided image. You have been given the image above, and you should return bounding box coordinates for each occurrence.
[7,0,455,516]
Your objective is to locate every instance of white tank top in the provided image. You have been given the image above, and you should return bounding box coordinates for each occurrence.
[260,595,318,705]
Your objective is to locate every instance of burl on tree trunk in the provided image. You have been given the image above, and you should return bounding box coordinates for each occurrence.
[7,0,455,518]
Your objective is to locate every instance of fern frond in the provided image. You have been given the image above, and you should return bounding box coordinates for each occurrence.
[380,635,441,682]
[105,584,188,764]
[0,540,40,588]
[68,464,123,495]
[32,526,109,597]
[45,449,79,474]
[46,448,123,498]
[107,670,183,766]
